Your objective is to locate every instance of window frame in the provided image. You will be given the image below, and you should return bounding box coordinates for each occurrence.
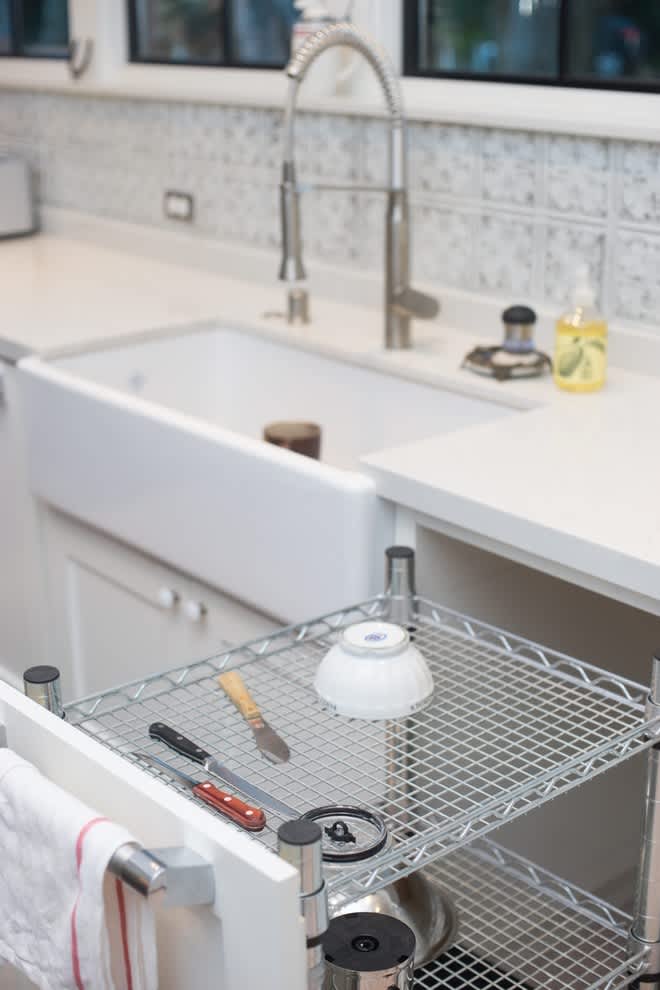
[0,0,70,60]
[126,0,291,71]
[403,0,660,96]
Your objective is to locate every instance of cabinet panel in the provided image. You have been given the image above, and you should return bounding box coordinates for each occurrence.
[0,365,47,689]
[63,555,180,696]
[0,683,306,990]
[42,509,279,701]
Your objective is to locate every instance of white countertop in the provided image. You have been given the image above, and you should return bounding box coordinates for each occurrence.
[4,215,660,613]
[0,233,269,353]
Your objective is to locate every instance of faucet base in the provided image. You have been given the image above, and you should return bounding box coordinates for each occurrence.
[287,287,310,325]
[386,312,413,350]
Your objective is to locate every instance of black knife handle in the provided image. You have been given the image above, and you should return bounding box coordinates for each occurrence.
[148,723,210,764]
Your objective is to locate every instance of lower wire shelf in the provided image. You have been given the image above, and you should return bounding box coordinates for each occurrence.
[417,839,647,990]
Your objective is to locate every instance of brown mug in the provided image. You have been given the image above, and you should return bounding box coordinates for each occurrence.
[263,421,321,460]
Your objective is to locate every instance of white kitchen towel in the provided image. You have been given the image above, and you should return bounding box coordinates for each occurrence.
[0,749,157,990]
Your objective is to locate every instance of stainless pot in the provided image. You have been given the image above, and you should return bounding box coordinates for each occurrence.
[329,870,458,968]
[322,912,415,989]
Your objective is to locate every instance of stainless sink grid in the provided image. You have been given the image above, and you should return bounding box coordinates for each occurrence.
[417,838,647,990]
[65,593,659,915]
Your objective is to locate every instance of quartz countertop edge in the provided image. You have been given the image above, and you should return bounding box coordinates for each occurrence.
[361,386,660,611]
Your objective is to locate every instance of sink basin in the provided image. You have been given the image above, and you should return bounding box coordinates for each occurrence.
[19,324,513,620]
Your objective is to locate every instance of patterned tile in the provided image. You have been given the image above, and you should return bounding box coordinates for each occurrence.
[481,129,539,208]
[361,117,389,187]
[222,106,281,172]
[169,102,224,162]
[477,213,535,298]
[356,193,385,271]
[619,143,660,226]
[216,177,279,249]
[412,204,475,290]
[6,87,660,327]
[546,136,610,219]
[612,229,660,323]
[409,122,479,199]
[543,223,606,307]
[302,188,360,265]
[295,112,360,183]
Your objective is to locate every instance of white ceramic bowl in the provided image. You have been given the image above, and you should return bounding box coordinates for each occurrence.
[314,621,434,720]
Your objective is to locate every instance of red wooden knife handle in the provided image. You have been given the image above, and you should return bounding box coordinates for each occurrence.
[192,781,266,832]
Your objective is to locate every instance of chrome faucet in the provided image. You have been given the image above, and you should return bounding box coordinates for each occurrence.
[279,22,439,350]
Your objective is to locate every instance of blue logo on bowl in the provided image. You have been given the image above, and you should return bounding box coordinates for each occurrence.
[364,632,387,642]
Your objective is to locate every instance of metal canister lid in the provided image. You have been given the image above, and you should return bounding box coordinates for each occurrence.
[322,912,415,981]
[23,665,64,718]
[301,806,388,863]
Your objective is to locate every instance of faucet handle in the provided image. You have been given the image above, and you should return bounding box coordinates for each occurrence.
[392,287,440,321]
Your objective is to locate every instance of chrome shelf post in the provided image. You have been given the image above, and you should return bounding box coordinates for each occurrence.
[629,654,660,985]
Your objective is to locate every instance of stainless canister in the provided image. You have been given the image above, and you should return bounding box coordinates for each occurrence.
[322,912,415,989]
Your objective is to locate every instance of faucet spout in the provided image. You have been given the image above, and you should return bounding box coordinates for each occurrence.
[279,22,439,349]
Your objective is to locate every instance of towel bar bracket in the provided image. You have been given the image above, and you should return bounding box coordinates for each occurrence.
[108,843,215,908]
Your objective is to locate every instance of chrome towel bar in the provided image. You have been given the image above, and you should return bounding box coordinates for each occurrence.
[3,704,216,908]
[107,843,215,907]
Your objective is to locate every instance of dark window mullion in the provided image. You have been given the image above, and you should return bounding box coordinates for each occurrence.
[10,0,22,55]
[558,0,570,84]
[402,0,418,77]
[221,1,233,66]
[127,0,139,62]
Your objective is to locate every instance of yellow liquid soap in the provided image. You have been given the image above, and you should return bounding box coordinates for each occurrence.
[553,267,607,393]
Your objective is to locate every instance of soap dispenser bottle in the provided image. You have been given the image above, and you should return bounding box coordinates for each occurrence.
[554,265,607,392]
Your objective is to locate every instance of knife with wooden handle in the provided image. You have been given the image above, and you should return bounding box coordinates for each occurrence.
[218,670,291,764]
[148,722,298,820]
[132,751,267,832]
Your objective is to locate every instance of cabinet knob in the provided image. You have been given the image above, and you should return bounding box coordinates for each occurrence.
[157,587,179,609]
[183,600,207,623]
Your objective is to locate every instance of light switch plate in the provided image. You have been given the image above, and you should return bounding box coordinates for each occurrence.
[164,190,194,223]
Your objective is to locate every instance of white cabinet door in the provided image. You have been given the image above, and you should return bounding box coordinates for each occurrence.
[41,509,279,701]
[0,684,306,990]
[0,362,48,690]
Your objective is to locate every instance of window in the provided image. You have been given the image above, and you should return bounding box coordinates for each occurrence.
[0,0,69,57]
[129,0,298,68]
[405,1,660,91]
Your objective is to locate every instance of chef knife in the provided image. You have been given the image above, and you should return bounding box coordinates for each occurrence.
[217,670,291,764]
[132,751,266,832]
[148,722,298,820]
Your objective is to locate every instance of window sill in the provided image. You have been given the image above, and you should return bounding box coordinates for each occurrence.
[401,76,660,141]
[1,57,659,141]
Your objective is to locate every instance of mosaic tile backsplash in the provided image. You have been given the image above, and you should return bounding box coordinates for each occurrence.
[1,89,659,326]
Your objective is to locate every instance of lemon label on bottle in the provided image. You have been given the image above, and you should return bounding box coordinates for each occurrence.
[554,334,606,387]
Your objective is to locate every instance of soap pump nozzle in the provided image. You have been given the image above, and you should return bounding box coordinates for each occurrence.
[573,264,597,309]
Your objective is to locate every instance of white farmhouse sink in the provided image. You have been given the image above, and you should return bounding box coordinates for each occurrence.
[19,324,513,620]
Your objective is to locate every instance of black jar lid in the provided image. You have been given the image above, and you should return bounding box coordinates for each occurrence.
[322,913,415,973]
[502,305,537,325]
[300,805,388,863]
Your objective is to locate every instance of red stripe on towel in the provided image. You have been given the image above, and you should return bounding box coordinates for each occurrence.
[115,877,134,990]
[70,816,109,990]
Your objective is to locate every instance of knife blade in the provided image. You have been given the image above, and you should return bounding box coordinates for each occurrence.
[217,671,290,764]
[132,750,267,832]
[148,722,299,821]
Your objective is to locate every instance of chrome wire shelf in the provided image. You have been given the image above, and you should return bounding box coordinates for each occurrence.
[66,595,660,910]
[417,838,647,990]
